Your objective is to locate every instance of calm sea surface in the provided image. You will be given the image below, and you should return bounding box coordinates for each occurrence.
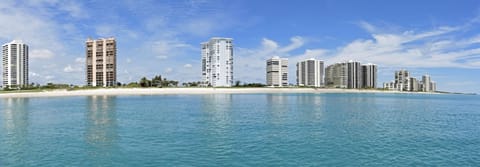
[0,93,479,166]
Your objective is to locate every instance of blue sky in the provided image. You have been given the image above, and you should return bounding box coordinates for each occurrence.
[1,0,480,93]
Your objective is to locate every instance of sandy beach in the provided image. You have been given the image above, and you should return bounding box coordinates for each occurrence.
[0,87,437,98]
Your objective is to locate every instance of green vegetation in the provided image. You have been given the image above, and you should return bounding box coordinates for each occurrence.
[134,75,178,87]
[232,81,266,87]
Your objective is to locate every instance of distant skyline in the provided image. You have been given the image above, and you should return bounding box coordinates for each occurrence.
[0,0,480,93]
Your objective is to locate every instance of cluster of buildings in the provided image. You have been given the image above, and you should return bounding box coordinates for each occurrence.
[264,58,378,89]
[201,37,379,89]
[0,36,436,92]
[324,61,377,89]
[383,70,436,92]
[1,38,117,89]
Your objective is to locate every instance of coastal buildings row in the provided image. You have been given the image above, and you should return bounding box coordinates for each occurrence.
[264,58,377,89]
[1,38,118,89]
[0,37,437,92]
[383,69,436,92]
[2,40,29,89]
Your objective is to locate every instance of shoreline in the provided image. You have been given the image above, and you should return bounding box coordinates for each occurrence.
[0,87,442,98]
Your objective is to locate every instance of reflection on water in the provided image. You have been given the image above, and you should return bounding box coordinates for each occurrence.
[296,94,326,120]
[84,96,119,164]
[1,98,30,165]
[266,94,289,113]
[201,94,233,121]
[200,94,233,137]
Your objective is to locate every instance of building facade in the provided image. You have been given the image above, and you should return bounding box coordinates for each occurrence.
[325,60,372,89]
[266,56,288,87]
[325,62,347,88]
[384,70,437,92]
[2,40,29,89]
[296,58,324,87]
[201,37,234,87]
[384,70,410,91]
[361,63,377,88]
[347,61,363,89]
[86,37,116,87]
[408,77,420,91]
[422,75,434,92]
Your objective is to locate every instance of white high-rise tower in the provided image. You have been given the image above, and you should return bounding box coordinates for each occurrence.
[2,40,29,89]
[296,58,324,87]
[201,37,233,87]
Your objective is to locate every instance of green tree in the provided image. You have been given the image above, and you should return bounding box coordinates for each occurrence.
[235,80,241,87]
[151,75,162,87]
[139,77,151,87]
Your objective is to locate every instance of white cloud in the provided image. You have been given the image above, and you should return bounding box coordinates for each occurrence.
[57,1,88,18]
[152,40,193,59]
[45,75,55,80]
[325,23,480,68]
[184,64,192,68]
[31,72,40,77]
[75,57,85,63]
[279,36,305,52]
[358,21,376,33]
[182,19,215,37]
[95,25,114,37]
[157,55,168,60]
[63,64,82,73]
[165,67,173,73]
[31,49,54,59]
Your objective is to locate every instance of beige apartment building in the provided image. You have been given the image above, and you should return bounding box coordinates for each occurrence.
[86,37,116,87]
[266,56,288,87]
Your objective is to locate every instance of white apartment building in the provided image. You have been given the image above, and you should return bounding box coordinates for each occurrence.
[201,37,233,87]
[422,75,437,92]
[2,40,29,89]
[266,56,288,87]
[296,58,324,87]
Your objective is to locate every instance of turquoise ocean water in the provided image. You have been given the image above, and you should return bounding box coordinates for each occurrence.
[1,93,479,166]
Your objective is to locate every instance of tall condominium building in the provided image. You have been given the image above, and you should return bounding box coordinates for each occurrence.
[431,81,437,92]
[325,60,367,89]
[201,37,233,87]
[266,56,288,87]
[296,58,324,87]
[422,75,432,92]
[325,62,347,88]
[395,70,410,91]
[86,37,116,87]
[2,40,29,88]
[347,61,363,89]
[408,77,420,91]
[361,63,377,88]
